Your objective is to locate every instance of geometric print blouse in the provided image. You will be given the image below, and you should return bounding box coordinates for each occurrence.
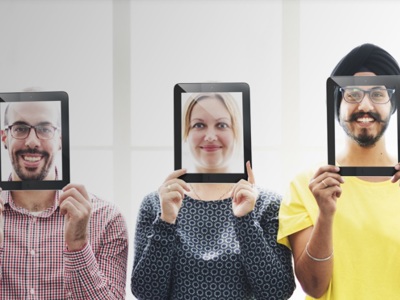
[131,188,295,300]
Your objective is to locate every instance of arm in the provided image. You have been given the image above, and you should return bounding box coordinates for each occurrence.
[131,169,190,299]
[130,194,177,300]
[61,184,128,299]
[231,162,295,299]
[290,165,342,298]
[234,191,295,300]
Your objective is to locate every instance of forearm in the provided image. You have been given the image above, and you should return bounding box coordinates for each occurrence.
[235,213,295,299]
[294,213,334,298]
[131,216,176,299]
[64,242,127,300]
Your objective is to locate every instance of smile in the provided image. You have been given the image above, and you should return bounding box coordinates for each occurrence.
[356,117,374,123]
[200,145,222,152]
[22,155,42,162]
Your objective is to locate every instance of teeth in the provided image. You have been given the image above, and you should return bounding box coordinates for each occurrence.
[357,117,373,123]
[23,156,40,162]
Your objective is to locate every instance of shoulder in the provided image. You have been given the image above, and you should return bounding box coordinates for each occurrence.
[89,193,126,224]
[140,191,160,211]
[253,187,282,217]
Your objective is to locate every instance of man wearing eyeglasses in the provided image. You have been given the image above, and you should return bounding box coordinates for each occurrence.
[278,43,400,300]
[2,101,61,181]
[0,100,128,299]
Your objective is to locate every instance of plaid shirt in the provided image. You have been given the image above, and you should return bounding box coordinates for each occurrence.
[0,190,128,299]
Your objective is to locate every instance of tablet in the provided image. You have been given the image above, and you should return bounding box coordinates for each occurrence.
[327,75,400,176]
[0,91,70,190]
[174,82,252,182]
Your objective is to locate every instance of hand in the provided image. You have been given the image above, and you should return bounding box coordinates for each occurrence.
[309,165,343,217]
[59,183,92,251]
[232,161,258,218]
[391,163,400,184]
[0,189,3,246]
[159,169,190,224]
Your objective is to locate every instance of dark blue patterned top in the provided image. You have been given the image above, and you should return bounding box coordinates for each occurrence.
[131,188,295,300]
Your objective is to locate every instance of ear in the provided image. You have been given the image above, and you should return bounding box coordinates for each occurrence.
[1,130,8,149]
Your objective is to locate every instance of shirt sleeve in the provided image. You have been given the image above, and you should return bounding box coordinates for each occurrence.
[131,193,177,300]
[63,206,128,300]
[234,189,296,300]
[278,169,319,248]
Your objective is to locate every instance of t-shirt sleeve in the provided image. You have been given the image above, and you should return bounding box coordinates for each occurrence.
[278,169,319,248]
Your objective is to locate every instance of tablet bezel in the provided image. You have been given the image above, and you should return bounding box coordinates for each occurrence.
[174,82,252,182]
[0,91,70,190]
[327,75,400,176]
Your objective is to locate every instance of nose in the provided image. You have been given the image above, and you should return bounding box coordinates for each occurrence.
[204,128,217,141]
[24,128,40,148]
[357,94,375,111]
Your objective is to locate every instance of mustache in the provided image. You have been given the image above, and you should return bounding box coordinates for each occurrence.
[16,148,49,157]
[344,111,385,123]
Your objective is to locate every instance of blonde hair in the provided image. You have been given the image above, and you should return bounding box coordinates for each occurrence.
[182,93,241,143]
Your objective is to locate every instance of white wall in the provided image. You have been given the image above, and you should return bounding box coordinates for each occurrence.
[2,0,400,299]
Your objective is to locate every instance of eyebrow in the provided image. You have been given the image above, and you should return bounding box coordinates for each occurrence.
[10,121,55,126]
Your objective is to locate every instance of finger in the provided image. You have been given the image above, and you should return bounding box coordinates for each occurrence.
[164,169,187,183]
[310,165,340,182]
[311,172,344,188]
[60,197,80,216]
[163,182,188,198]
[391,165,400,183]
[246,161,255,185]
[59,188,91,212]
[163,178,190,194]
[60,194,91,217]
[62,183,90,201]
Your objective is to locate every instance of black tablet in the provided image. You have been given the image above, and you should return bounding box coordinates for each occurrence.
[0,91,70,190]
[174,82,252,182]
[327,75,400,176]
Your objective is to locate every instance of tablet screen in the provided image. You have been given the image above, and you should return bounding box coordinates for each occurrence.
[0,91,70,190]
[174,82,251,182]
[327,75,400,176]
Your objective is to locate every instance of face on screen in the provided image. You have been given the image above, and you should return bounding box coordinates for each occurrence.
[1,101,62,181]
[338,84,393,148]
[183,93,243,173]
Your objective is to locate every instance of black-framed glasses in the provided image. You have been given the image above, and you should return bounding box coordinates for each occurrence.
[5,123,59,140]
[340,87,395,104]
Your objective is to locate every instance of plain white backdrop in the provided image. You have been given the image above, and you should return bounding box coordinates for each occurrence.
[2,0,400,299]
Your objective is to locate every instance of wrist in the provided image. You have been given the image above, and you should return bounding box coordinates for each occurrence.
[66,240,88,252]
[160,215,176,224]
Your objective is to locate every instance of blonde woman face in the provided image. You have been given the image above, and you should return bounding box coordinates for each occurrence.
[187,96,235,173]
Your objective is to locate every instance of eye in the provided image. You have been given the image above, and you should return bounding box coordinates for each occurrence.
[371,90,385,98]
[217,122,230,129]
[191,123,205,129]
[13,125,29,133]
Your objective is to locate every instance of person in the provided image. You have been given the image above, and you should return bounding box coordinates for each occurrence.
[278,43,400,299]
[131,97,296,299]
[1,101,62,181]
[182,92,243,173]
[0,100,129,299]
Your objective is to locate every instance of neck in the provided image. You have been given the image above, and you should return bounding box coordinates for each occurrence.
[188,183,234,201]
[195,165,230,173]
[11,189,56,212]
[337,137,396,166]
[337,137,396,182]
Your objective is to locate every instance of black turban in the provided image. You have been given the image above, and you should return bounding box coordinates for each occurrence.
[331,43,400,116]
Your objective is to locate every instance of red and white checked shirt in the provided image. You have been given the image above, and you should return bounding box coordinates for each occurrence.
[0,190,128,299]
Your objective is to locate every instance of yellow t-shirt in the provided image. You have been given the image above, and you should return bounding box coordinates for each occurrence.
[278,167,400,299]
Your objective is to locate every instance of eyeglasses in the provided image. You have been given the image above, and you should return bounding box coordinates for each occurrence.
[5,124,59,140]
[340,87,395,104]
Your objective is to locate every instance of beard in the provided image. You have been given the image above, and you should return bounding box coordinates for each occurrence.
[340,111,390,148]
[12,148,53,181]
